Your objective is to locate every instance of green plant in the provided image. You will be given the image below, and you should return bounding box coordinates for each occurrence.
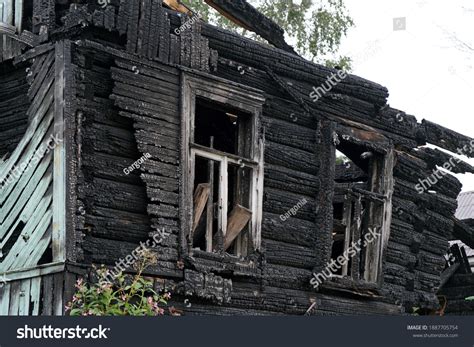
[66,250,170,316]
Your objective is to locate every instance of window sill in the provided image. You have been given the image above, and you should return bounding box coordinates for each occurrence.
[320,275,382,298]
[186,249,261,277]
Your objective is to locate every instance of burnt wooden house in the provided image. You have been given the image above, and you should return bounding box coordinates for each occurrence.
[0,0,473,315]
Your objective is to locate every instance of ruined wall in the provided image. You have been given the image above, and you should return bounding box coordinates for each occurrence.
[59,4,403,315]
[5,1,467,315]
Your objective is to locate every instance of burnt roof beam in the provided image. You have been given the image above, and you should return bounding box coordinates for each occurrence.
[204,0,298,55]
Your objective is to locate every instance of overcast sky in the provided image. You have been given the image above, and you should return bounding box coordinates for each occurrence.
[338,0,474,192]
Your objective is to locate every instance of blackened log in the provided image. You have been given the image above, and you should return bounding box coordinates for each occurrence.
[422,120,474,158]
[452,218,474,249]
[204,0,296,55]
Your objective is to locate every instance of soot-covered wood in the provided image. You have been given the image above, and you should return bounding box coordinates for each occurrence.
[2,0,473,316]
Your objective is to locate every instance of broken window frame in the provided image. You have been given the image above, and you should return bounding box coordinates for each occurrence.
[331,125,395,284]
[181,73,265,257]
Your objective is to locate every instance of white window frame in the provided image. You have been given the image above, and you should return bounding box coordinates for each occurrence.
[181,73,265,255]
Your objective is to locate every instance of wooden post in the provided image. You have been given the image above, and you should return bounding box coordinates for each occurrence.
[52,41,67,263]
[14,0,22,32]
[205,136,214,252]
[341,197,352,276]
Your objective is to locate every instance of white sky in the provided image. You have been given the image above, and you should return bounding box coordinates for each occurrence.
[338,0,474,192]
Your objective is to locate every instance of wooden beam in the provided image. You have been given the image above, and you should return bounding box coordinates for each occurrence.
[452,218,474,249]
[203,0,297,55]
[422,119,474,158]
[163,0,194,16]
[450,243,471,274]
[439,263,460,290]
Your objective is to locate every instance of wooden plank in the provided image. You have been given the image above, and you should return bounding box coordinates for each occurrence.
[192,183,210,232]
[0,161,53,252]
[2,0,13,24]
[0,282,11,315]
[14,0,22,31]
[41,275,53,315]
[52,272,63,315]
[30,276,41,315]
[18,278,31,315]
[223,204,252,250]
[1,187,52,271]
[0,148,52,224]
[11,210,53,270]
[8,280,21,315]
[439,263,460,290]
[0,86,54,183]
[1,263,64,282]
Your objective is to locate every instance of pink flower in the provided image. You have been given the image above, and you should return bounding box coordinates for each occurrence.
[147,296,155,309]
[74,278,84,289]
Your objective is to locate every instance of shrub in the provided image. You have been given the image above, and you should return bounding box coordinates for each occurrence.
[66,250,170,316]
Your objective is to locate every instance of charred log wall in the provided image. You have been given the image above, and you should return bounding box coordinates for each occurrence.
[0,62,30,158]
[54,2,467,315]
